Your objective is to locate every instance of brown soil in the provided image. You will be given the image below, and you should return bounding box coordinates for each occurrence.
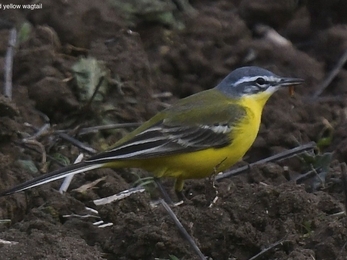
[1,0,347,259]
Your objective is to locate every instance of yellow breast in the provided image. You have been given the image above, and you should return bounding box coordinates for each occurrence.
[138,94,268,182]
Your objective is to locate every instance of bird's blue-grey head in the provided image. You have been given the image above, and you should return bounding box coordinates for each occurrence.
[215,66,303,97]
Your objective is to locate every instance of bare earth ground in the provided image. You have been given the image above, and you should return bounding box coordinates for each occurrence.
[1,0,347,259]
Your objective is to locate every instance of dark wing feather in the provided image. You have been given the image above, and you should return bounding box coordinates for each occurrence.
[86,121,232,163]
[87,91,247,163]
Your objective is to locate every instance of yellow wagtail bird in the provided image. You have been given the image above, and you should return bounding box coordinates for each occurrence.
[0,66,303,197]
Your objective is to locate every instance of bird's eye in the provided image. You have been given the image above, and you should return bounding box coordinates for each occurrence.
[255,77,266,86]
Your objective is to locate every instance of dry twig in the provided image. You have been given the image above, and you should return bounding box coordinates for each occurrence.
[216,142,316,181]
[93,186,146,206]
[59,153,84,193]
[83,76,105,109]
[158,199,206,260]
[313,49,347,98]
[57,132,97,154]
[4,28,17,100]
[21,139,46,164]
[249,239,290,260]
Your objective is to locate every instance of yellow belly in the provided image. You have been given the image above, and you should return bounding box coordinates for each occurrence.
[126,97,262,179]
[149,116,259,178]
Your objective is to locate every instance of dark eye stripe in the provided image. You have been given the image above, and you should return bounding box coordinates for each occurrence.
[255,77,267,85]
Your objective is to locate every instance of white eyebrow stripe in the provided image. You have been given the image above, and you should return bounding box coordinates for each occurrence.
[233,75,280,86]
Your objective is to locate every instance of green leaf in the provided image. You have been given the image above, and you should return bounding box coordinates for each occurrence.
[17,21,32,45]
[72,57,109,102]
[16,159,38,175]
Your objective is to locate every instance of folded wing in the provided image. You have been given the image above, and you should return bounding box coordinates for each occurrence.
[86,121,233,163]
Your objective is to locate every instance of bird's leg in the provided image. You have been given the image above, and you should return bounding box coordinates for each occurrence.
[243,161,253,180]
[174,178,187,202]
[207,157,227,207]
[175,190,187,202]
[245,161,252,172]
[154,177,174,205]
[206,170,219,207]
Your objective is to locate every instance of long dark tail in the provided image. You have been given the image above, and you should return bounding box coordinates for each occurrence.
[0,162,104,196]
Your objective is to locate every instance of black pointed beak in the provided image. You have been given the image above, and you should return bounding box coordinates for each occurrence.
[279,77,304,86]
